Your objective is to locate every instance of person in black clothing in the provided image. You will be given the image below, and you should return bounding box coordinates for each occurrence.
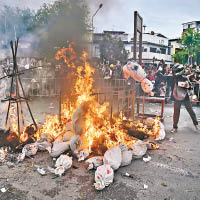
[170,64,200,133]
[153,66,166,96]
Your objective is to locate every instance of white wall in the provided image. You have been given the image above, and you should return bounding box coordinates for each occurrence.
[143,34,168,46]
[137,52,173,62]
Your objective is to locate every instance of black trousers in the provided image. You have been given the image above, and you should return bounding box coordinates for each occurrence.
[173,99,198,129]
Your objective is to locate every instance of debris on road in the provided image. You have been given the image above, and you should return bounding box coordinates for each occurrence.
[36,166,46,176]
[143,155,151,163]
[123,172,135,179]
[0,187,6,193]
[143,184,148,189]
[86,156,103,170]
[161,183,167,187]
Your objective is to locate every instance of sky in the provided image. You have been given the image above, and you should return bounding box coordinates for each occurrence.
[1,0,200,39]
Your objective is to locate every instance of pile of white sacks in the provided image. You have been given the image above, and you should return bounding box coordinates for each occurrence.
[92,141,147,190]
[17,105,165,190]
[92,121,166,191]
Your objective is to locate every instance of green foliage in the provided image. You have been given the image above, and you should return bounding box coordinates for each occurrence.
[0,0,90,59]
[172,50,187,64]
[99,33,128,64]
[32,0,90,58]
[175,28,200,64]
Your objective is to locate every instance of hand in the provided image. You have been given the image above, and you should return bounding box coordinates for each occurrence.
[184,83,189,88]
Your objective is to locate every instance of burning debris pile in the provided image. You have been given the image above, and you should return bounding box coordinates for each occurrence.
[0,42,165,190]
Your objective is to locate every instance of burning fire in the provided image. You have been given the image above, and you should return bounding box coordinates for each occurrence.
[35,42,140,154]
[8,104,29,143]
[7,42,160,154]
[35,42,161,154]
[127,116,161,138]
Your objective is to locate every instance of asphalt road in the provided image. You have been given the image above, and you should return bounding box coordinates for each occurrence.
[0,98,200,200]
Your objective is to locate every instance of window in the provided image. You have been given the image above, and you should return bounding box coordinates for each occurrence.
[150,47,157,53]
[143,48,147,52]
[159,40,164,44]
[156,49,161,53]
[160,48,166,54]
[188,24,191,29]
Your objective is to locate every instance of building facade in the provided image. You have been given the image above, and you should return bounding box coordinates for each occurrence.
[128,32,173,64]
[182,21,200,33]
[92,30,173,65]
[168,38,183,57]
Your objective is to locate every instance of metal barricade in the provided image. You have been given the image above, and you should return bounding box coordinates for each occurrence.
[93,78,136,119]
[22,77,136,118]
[22,77,61,97]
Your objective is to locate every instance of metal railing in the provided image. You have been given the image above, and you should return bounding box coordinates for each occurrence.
[93,78,136,119]
[22,77,61,97]
[21,77,137,119]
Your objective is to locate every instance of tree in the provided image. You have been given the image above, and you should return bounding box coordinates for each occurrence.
[0,6,34,47]
[173,29,200,64]
[172,49,187,64]
[99,33,128,64]
[31,0,90,59]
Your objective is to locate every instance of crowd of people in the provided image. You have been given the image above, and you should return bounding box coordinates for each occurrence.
[97,59,200,131]
[98,60,124,79]
[145,62,200,103]
[98,59,200,103]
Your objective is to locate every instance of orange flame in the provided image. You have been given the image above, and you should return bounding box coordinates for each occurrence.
[8,104,30,143]
[35,42,160,155]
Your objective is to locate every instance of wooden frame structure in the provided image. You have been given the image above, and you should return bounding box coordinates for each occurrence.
[134,11,143,65]
[1,39,37,137]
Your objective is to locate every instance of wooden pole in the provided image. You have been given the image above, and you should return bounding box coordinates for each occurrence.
[5,38,38,133]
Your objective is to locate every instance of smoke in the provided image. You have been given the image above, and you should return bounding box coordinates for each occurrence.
[0,0,91,60]
[32,0,90,59]
[0,0,127,60]
[0,5,39,59]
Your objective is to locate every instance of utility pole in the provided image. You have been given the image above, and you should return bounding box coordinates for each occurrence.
[133,11,143,64]
[91,3,103,58]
